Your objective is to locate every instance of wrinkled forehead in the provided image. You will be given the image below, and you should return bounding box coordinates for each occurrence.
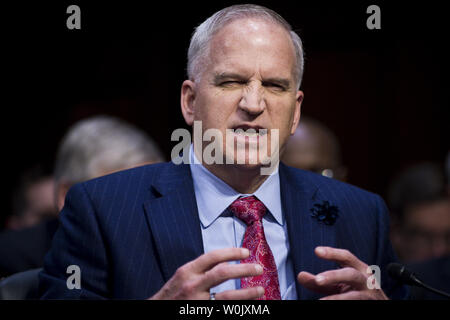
[206,18,297,79]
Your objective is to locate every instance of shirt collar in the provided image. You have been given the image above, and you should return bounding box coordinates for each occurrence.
[189,144,283,228]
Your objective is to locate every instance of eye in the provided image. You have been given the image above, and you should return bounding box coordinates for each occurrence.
[263,82,286,91]
[220,80,245,86]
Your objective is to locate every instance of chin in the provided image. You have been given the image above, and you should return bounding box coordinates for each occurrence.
[224,147,273,170]
[226,162,263,173]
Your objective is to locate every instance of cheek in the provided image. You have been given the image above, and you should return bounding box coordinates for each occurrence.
[268,101,297,145]
[268,99,296,127]
[196,90,239,129]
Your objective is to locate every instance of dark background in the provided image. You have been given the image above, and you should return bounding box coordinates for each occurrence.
[2,1,448,228]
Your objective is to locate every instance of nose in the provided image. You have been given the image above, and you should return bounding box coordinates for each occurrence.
[238,82,266,116]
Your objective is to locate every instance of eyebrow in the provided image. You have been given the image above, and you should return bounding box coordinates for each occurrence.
[213,72,248,83]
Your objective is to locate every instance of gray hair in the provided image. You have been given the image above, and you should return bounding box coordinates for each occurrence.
[187,4,305,89]
[54,115,165,185]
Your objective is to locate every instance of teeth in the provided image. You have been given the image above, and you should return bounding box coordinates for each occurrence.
[236,132,259,136]
[234,129,267,136]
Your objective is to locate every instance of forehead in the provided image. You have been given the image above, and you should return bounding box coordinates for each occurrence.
[207,18,296,79]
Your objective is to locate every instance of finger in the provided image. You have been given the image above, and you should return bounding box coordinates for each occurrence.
[297,271,341,295]
[320,290,370,300]
[202,262,263,290]
[215,286,265,300]
[191,248,250,273]
[315,267,367,290]
[315,247,367,272]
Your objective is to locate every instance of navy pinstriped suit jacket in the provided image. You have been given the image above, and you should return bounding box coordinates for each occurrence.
[39,161,408,299]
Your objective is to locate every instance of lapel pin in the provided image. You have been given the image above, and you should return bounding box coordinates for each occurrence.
[310,200,339,226]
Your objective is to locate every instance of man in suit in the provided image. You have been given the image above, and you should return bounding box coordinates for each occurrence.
[387,162,450,299]
[39,4,408,300]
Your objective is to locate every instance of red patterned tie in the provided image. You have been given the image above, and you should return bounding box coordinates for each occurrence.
[229,196,281,300]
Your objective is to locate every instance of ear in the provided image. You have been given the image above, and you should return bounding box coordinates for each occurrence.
[56,182,71,212]
[290,90,304,135]
[180,80,196,126]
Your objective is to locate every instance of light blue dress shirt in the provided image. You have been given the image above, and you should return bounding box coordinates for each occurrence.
[188,144,297,300]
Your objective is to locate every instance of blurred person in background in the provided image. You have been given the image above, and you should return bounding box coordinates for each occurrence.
[0,115,165,278]
[388,162,450,263]
[5,166,57,231]
[388,161,450,299]
[281,117,347,181]
[53,115,165,212]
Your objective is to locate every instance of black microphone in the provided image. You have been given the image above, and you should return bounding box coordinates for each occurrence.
[387,263,450,299]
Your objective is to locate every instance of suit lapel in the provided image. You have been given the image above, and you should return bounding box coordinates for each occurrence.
[279,163,337,299]
[143,162,204,282]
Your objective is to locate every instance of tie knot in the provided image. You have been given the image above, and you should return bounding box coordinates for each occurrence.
[229,196,266,225]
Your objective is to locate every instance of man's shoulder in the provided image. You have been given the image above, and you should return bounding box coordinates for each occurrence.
[66,162,182,208]
[281,164,390,233]
[281,163,382,204]
[80,162,175,191]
